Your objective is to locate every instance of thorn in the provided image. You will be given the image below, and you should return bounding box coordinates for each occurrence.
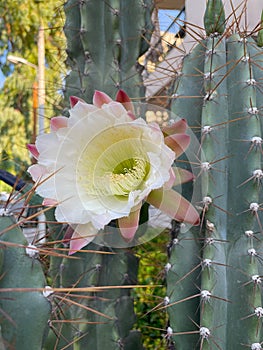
[237,169,263,188]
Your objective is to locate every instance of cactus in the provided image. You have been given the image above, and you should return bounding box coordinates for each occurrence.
[0,0,155,348]
[4,0,263,349]
[0,213,51,350]
[40,1,154,349]
[43,243,143,349]
[63,0,153,104]
[165,0,263,348]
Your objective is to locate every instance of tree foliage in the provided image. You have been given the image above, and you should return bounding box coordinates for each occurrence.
[0,0,66,175]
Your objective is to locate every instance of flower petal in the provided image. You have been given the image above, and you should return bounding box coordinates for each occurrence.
[68,223,97,255]
[164,168,176,189]
[115,89,135,116]
[93,90,112,107]
[172,167,195,186]
[28,164,48,181]
[147,188,200,225]
[70,96,85,108]
[127,111,136,120]
[117,202,142,242]
[50,116,68,132]
[164,134,190,157]
[162,119,187,136]
[42,198,58,207]
[27,144,39,159]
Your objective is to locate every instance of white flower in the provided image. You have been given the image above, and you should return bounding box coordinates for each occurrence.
[28,90,199,254]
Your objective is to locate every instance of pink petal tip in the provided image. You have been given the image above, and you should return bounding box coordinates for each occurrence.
[27,144,39,159]
[42,198,58,207]
[50,116,68,132]
[118,204,141,242]
[115,90,135,115]
[93,90,112,107]
[70,96,85,108]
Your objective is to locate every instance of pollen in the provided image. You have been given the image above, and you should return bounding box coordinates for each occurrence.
[109,158,149,195]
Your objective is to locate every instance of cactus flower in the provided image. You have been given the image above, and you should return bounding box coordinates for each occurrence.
[28,90,199,254]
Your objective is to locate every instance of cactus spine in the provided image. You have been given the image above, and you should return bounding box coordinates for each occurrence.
[166,0,263,348]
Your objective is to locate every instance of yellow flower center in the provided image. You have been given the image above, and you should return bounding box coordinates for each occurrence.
[108,158,149,196]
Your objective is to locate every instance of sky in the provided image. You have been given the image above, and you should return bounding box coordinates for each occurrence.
[0,69,5,89]
[158,9,184,33]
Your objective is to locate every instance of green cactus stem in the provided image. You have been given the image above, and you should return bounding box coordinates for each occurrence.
[0,214,50,350]
[167,1,263,348]
[63,0,154,104]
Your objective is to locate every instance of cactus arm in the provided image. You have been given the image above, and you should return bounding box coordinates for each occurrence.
[257,10,263,47]
[183,34,229,349]
[171,43,205,125]
[119,0,151,97]
[0,215,50,349]
[72,249,140,349]
[166,227,201,348]
[60,1,154,348]
[63,0,153,104]
[226,33,263,347]
[168,1,263,347]
[204,0,225,36]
